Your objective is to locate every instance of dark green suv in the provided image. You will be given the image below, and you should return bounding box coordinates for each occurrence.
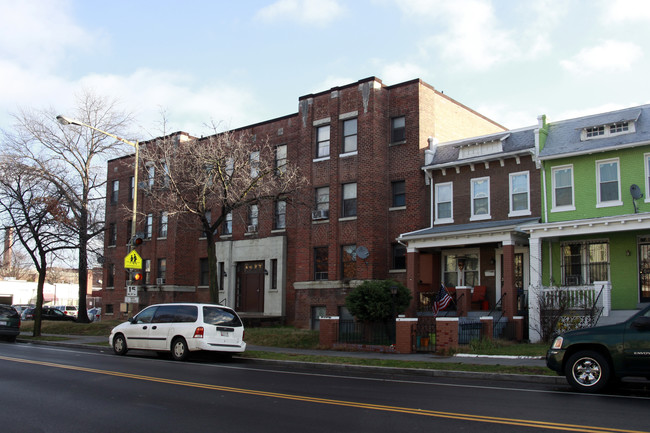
[546,305,650,392]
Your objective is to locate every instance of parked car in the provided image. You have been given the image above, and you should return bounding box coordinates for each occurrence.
[21,307,35,321]
[109,303,246,361]
[0,304,21,342]
[12,304,34,316]
[88,307,101,322]
[547,305,650,392]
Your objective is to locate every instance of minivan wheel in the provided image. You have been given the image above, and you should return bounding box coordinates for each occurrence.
[171,337,189,361]
[112,334,128,356]
[565,350,610,393]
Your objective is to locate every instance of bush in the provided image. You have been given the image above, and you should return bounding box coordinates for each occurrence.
[345,280,411,322]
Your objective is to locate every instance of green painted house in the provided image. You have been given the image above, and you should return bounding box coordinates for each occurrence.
[524,105,650,341]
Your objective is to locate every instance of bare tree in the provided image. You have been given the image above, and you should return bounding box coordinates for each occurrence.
[139,129,305,303]
[0,158,73,336]
[2,90,132,322]
[0,243,33,281]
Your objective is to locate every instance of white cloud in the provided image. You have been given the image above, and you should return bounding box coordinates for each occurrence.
[560,40,643,75]
[0,0,100,71]
[254,0,345,26]
[601,0,650,23]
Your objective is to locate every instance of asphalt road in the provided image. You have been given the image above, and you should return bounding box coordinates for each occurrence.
[2,341,650,433]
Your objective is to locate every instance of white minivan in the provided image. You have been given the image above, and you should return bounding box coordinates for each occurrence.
[109,303,246,361]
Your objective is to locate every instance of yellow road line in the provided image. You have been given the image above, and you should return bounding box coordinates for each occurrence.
[1,355,645,433]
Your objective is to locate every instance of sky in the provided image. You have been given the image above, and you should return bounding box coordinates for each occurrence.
[1,0,650,141]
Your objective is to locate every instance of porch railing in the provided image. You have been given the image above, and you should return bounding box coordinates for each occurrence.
[540,281,611,317]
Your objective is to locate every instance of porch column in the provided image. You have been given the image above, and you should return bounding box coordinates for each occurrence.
[502,242,517,319]
[406,247,420,317]
[528,237,542,343]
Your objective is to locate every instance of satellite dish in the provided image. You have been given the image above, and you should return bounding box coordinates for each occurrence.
[356,246,369,259]
[630,184,643,200]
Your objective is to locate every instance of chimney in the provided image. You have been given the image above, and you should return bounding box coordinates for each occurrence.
[3,227,13,268]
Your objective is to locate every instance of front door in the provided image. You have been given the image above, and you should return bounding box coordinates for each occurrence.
[237,261,265,312]
[639,239,650,302]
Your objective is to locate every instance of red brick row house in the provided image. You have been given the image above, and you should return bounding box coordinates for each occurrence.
[101,76,505,327]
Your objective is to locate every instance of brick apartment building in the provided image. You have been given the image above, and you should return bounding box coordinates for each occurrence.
[101,76,505,328]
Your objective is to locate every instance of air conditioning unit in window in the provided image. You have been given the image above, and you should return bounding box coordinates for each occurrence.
[311,209,329,220]
[247,224,258,233]
[156,277,165,285]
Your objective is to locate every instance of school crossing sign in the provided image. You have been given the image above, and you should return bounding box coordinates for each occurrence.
[124,250,143,270]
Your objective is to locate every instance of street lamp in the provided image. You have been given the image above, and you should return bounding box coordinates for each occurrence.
[56,115,139,250]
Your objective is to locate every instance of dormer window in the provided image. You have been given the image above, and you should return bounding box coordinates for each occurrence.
[581,121,634,141]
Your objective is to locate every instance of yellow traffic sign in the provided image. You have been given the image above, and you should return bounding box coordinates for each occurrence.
[124,250,143,269]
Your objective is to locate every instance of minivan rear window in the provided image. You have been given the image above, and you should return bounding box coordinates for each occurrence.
[153,305,198,323]
[203,306,242,327]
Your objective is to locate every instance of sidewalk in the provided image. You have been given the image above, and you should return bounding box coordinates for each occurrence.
[16,333,563,385]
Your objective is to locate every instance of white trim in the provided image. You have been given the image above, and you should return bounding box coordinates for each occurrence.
[596,157,621,207]
[551,164,575,212]
[645,153,650,203]
[434,181,453,224]
[508,170,531,217]
[470,176,491,220]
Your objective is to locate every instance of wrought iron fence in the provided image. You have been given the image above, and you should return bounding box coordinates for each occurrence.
[415,316,436,352]
[337,320,395,346]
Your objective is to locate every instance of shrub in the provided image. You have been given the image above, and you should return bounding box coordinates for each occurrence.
[345,280,411,322]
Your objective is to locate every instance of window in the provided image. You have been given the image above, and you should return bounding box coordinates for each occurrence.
[202,210,211,238]
[392,244,406,269]
[218,262,225,291]
[106,304,114,315]
[161,161,170,188]
[199,258,209,286]
[561,240,609,285]
[111,180,119,204]
[159,212,168,238]
[248,205,258,232]
[222,212,232,235]
[143,259,151,285]
[126,220,132,243]
[145,213,153,239]
[316,125,330,158]
[342,118,357,153]
[435,182,453,223]
[274,200,286,230]
[646,154,650,203]
[581,121,634,141]
[225,157,234,176]
[129,176,135,201]
[275,144,287,174]
[342,183,357,217]
[313,186,330,219]
[391,180,406,207]
[157,258,167,283]
[311,305,327,330]
[108,223,116,246]
[443,253,479,287]
[314,247,328,280]
[341,244,356,279]
[250,151,260,178]
[107,264,115,287]
[270,259,278,291]
[552,165,574,210]
[147,165,155,188]
[471,177,490,220]
[391,116,405,143]
[509,171,530,216]
[597,159,621,206]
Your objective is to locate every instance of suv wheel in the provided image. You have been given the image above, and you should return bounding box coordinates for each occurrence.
[171,337,189,361]
[565,350,610,393]
[112,334,128,356]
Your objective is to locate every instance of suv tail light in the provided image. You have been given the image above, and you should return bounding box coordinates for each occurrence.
[193,327,204,338]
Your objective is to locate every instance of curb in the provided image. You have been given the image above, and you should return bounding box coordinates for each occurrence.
[16,338,564,386]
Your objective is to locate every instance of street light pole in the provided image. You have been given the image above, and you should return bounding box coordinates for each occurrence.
[56,115,139,248]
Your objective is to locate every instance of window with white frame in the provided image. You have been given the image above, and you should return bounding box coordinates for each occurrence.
[509,171,530,216]
[145,213,153,239]
[470,177,490,220]
[250,151,260,178]
[159,211,168,238]
[316,125,330,158]
[581,121,635,141]
[111,180,119,204]
[274,200,286,230]
[147,165,155,188]
[596,158,621,206]
[342,183,357,217]
[275,144,287,174]
[248,205,258,231]
[552,165,574,211]
[161,161,170,188]
[560,240,609,285]
[342,118,357,154]
[222,212,232,235]
[435,182,453,223]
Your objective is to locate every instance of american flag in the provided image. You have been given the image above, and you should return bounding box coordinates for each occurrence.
[432,284,452,316]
